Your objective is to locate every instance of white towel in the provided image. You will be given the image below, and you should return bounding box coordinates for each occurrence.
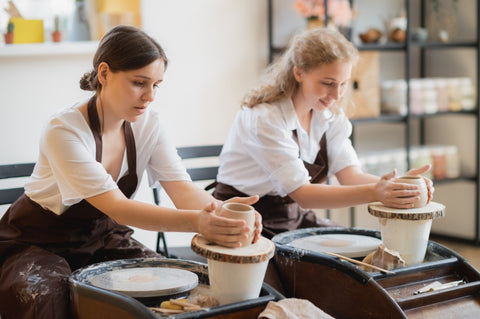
[258,298,335,319]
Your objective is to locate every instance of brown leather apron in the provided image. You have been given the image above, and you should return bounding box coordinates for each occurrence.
[214,133,340,239]
[0,97,159,319]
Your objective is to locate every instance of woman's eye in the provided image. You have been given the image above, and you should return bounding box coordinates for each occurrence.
[322,82,336,87]
[134,81,145,87]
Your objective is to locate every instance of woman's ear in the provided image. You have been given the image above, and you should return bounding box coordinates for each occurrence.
[293,65,303,82]
[97,62,109,86]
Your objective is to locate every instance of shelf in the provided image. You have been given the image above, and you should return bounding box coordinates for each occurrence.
[434,175,479,185]
[357,41,478,51]
[0,41,99,57]
[410,41,479,49]
[357,42,406,51]
[351,110,478,124]
[410,110,478,119]
[274,41,478,55]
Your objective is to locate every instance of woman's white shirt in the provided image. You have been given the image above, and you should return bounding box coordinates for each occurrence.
[216,98,360,197]
[25,102,190,215]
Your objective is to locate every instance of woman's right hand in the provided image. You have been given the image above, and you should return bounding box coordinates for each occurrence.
[374,170,421,209]
[196,202,251,248]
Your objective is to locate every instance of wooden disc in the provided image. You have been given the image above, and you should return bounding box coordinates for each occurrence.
[191,234,275,264]
[368,201,445,220]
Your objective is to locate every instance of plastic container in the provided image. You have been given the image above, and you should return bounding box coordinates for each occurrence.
[409,79,424,114]
[430,146,447,180]
[445,145,461,178]
[422,79,438,114]
[447,78,463,111]
[459,77,475,110]
[381,80,407,115]
[434,78,450,112]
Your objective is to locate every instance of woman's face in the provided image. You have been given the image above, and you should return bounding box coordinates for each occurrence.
[293,60,352,112]
[100,58,165,123]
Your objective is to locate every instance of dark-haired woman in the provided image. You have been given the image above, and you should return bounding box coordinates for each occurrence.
[0,25,260,319]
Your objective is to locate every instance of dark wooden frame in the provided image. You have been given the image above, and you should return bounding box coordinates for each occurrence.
[0,162,35,205]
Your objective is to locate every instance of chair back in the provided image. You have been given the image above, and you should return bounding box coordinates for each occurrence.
[152,144,223,204]
[0,163,35,205]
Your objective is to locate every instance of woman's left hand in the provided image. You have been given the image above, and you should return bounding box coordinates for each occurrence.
[405,164,435,203]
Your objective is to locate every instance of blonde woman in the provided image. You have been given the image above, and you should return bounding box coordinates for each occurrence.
[214,28,433,238]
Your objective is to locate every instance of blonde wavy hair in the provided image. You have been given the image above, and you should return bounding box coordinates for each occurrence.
[242,27,359,113]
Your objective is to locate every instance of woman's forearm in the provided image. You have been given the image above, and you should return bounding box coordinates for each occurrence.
[87,188,201,232]
[289,183,377,209]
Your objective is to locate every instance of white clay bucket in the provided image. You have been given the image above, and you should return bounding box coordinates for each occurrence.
[368,202,445,267]
[191,235,275,305]
[379,217,432,266]
[208,258,269,304]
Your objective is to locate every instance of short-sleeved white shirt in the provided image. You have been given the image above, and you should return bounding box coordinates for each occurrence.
[216,98,360,197]
[24,102,190,215]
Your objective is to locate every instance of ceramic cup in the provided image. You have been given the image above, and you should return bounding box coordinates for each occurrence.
[394,175,428,208]
[219,202,255,247]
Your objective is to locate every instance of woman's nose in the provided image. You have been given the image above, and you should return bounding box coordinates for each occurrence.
[328,86,341,100]
[143,88,155,102]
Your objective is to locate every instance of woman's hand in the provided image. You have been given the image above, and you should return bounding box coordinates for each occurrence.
[405,164,435,203]
[374,169,421,209]
[197,201,258,248]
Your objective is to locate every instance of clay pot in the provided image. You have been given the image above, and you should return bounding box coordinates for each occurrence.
[219,202,255,247]
[51,31,62,43]
[4,32,13,44]
[394,175,428,208]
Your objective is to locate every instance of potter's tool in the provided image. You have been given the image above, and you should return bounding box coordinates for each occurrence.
[325,252,395,274]
[414,280,465,295]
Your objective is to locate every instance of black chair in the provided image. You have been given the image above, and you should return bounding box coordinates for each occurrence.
[154,145,223,262]
[0,163,35,205]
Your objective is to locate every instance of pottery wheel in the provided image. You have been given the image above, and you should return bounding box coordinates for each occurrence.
[368,201,445,220]
[288,234,382,258]
[191,235,275,264]
[88,267,198,298]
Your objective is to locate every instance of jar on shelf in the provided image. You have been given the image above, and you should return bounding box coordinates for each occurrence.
[410,147,433,180]
[447,78,463,111]
[430,146,447,180]
[381,80,407,115]
[445,145,461,178]
[458,77,475,110]
[434,78,450,112]
[409,79,424,114]
[422,79,438,114]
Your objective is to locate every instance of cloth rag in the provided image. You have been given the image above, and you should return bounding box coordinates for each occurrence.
[258,298,334,319]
